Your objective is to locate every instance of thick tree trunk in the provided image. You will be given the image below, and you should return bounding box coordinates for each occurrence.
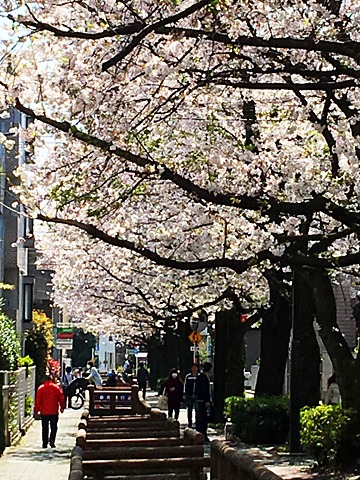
[147,336,166,390]
[214,308,246,422]
[147,321,193,390]
[214,310,228,423]
[297,271,321,407]
[255,272,291,396]
[304,268,360,410]
[163,326,179,374]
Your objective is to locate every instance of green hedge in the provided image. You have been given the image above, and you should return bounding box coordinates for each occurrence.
[0,314,20,370]
[224,395,289,444]
[300,404,360,468]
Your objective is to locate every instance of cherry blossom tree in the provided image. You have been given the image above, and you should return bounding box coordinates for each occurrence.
[0,0,359,406]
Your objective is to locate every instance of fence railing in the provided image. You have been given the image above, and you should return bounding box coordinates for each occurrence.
[210,440,283,480]
[0,366,36,448]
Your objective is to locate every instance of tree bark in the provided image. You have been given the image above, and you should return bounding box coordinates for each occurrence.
[255,272,291,396]
[304,267,360,410]
[147,335,166,390]
[297,271,321,407]
[214,308,246,422]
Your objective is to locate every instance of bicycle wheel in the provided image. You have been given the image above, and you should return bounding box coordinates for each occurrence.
[71,393,84,409]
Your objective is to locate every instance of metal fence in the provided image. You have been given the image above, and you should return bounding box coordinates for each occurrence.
[0,366,36,446]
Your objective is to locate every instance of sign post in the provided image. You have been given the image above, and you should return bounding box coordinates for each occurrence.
[188,331,203,363]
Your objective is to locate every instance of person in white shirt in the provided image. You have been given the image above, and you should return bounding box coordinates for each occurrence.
[86,361,103,387]
[325,373,341,405]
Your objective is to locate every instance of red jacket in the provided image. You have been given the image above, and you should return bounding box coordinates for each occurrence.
[35,380,65,415]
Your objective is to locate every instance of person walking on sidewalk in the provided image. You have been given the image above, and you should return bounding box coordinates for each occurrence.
[163,368,183,420]
[61,366,74,408]
[35,375,65,448]
[136,362,149,399]
[183,363,200,428]
[194,362,213,441]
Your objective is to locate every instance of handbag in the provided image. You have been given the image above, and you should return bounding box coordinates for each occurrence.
[156,389,168,410]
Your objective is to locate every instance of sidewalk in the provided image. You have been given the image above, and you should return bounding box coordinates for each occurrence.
[0,408,81,480]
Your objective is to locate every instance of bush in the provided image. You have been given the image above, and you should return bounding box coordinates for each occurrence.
[0,314,20,370]
[24,330,48,387]
[300,404,360,469]
[18,356,34,367]
[224,395,289,444]
[24,395,33,417]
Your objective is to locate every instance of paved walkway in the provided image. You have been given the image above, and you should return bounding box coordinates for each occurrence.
[0,391,203,480]
[0,407,81,480]
[0,390,338,480]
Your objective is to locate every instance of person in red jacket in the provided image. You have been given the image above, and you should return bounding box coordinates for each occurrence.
[35,375,65,448]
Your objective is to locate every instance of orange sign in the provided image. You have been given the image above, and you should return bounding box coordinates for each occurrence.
[188,331,203,344]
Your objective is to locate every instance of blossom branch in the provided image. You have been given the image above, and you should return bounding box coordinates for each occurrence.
[102,0,214,71]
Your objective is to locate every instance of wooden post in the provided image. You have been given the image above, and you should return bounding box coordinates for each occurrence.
[88,385,95,415]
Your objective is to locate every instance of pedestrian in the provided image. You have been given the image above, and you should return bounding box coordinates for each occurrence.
[106,369,117,386]
[35,375,65,448]
[325,373,341,405]
[136,362,149,399]
[183,363,200,428]
[86,361,103,387]
[194,362,213,441]
[61,366,74,408]
[163,368,183,420]
[124,356,134,381]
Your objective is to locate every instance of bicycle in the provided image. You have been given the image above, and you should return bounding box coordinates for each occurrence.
[70,388,85,409]
[67,377,88,410]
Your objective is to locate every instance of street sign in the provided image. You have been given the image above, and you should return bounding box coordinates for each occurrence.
[56,327,74,340]
[190,346,200,352]
[188,331,203,344]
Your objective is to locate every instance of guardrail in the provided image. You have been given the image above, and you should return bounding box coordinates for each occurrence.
[87,384,150,415]
[0,366,35,448]
[70,387,209,480]
[210,440,283,480]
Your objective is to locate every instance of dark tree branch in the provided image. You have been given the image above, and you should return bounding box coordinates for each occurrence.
[102,0,214,71]
[274,228,354,244]
[14,98,154,169]
[15,100,360,237]
[37,213,281,273]
[293,88,340,176]
[198,78,357,91]
[37,213,360,274]
[11,16,360,64]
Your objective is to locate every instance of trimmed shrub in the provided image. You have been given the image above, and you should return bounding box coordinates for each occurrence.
[300,404,360,468]
[224,395,289,444]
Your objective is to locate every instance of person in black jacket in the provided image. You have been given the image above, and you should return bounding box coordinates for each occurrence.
[136,362,149,399]
[183,363,200,428]
[163,368,183,420]
[194,362,212,441]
